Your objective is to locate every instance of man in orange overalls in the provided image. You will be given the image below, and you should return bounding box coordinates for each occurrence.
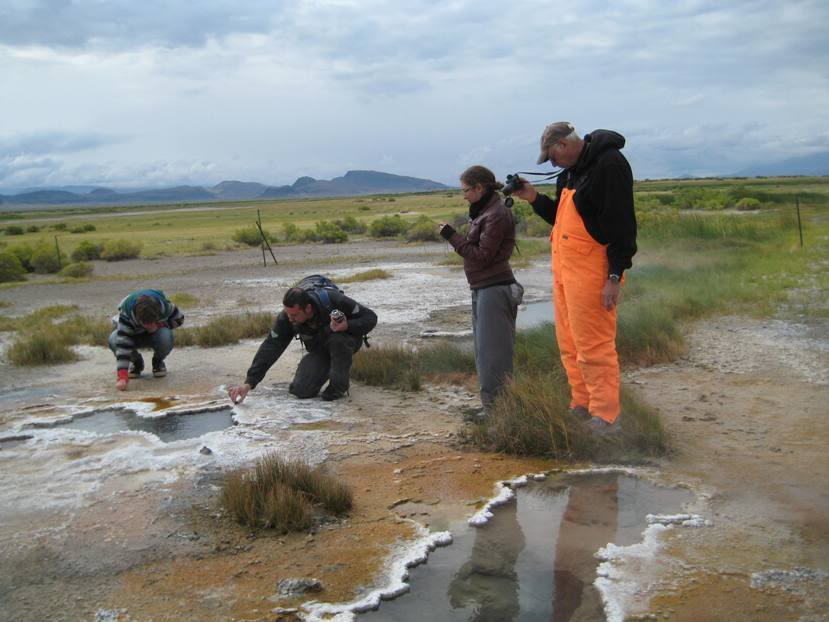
[515,122,637,434]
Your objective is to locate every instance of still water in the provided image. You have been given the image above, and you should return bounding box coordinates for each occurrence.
[359,472,692,622]
[516,301,555,330]
[57,407,235,443]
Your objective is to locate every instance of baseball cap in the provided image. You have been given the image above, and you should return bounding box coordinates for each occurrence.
[536,122,575,164]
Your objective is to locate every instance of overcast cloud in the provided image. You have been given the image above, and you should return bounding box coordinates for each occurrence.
[1,0,827,190]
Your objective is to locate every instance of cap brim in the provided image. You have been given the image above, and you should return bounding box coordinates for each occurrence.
[536,151,548,165]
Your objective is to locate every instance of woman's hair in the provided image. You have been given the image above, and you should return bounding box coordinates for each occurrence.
[460,165,504,192]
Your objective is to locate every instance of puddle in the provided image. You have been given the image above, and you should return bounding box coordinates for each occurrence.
[516,300,554,330]
[55,407,235,443]
[357,472,692,621]
[137,397,179,411]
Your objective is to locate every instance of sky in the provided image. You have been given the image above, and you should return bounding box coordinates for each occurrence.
[1,0,828,191]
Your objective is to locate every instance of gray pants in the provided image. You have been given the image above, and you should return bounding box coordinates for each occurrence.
[471,282,523,409]
[289,332,363,398]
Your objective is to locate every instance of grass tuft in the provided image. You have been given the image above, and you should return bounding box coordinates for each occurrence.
[175,312,272,347]
[352,343,476,391]
[220,453,351,532]
[338,268,392,283]
[3,306,112,366]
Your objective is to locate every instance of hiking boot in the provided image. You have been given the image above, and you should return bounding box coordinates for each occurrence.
[128,357,144,379]
[152,359,167,378]
[461,405,487,423]
[320,386,346,401]
[587,415,622,436]
[570,405,592,421]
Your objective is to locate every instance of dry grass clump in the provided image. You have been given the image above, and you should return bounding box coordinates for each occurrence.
[175,312,272,347]
[220,453,352,532]
[3,306,111,366]
[168,292,198,306]
[352,343,476,391]
[338,268,392,283]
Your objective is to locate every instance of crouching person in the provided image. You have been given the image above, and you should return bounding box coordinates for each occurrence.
[227,280,377,404]
[109,289,184,391]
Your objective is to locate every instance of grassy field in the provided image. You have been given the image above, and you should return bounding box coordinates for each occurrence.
[2,176,824,260]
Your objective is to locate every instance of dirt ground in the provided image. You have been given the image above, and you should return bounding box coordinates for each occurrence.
[629,316,829,622]
[1,245,827,621]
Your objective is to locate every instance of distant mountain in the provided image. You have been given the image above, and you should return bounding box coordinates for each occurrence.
[733,151,829,177]
[209,180,268,200]
[0,190,84,205]
[260,170,448,198]
[0,170,449,208]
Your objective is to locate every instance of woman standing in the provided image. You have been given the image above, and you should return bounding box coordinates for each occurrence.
[439,165,523,415]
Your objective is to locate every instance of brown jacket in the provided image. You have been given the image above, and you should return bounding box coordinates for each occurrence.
[449,192,516,289]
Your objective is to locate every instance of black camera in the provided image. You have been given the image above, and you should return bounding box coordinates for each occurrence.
[501,174,523,207]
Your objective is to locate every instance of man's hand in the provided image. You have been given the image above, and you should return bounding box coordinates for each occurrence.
[601,279,622,310]
[330,317,348,332]
[116,378,129,391]
[228,383,251,404]
[513,178,538,203]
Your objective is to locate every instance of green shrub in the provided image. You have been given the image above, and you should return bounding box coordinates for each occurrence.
[26,225,40,233]
[71,240,103,261]
[526,218,552,238]
[9,244,34,272]
[30,243,66,274]
[405,216,440,242]
[369,215,408,238]
[69,223,96,233]
[282,222,301,242]
[232,226,268,247]
[58,262,94,278]
[52,223,67,231]
[0,252,26,282]
[333,215,366,234]
[100,239,142,261]
[313,221,348,244]
[735,197,761,211]
[4,225,24,236]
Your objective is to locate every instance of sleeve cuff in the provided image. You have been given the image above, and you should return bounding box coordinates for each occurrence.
[117,369,129,381]
[440,224,456,240]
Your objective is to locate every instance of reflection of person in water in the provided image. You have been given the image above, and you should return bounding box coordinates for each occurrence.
[448,500,526,622]
[550,473,620,622]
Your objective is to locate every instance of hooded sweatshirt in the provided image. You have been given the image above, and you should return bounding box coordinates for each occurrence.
[531,129,637,276]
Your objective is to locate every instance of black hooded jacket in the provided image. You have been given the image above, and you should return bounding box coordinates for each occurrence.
[243,289,377,389]
[531,129,637,276]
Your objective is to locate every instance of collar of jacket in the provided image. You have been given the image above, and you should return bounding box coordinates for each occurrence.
[468,188,496,220]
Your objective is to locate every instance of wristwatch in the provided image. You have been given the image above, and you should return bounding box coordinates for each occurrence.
[608,274,621,283]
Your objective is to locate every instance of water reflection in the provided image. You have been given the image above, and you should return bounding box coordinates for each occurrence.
[359,472,691,621]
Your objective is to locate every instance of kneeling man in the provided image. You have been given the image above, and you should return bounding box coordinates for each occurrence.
[227,282,377,403]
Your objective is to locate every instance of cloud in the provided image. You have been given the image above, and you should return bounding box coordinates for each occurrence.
[2,1,828,184]
[0,131,128,157]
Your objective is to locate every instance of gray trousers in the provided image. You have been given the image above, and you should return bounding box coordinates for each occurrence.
[288,332,363,398]
[471,282,523,409]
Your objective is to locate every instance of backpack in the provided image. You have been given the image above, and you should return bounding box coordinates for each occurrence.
[296,274,343,314]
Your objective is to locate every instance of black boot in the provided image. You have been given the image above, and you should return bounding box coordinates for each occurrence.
[128,354,145,378]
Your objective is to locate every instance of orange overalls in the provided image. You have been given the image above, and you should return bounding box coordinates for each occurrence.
[551,188,621,423]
